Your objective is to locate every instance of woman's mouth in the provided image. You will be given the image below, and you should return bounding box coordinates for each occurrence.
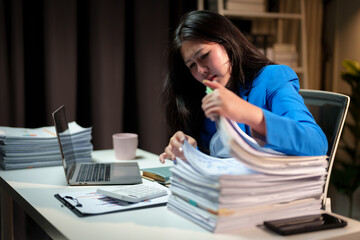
[207,75,216,81]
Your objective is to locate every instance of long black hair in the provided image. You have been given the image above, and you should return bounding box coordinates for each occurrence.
[162,10,273,150]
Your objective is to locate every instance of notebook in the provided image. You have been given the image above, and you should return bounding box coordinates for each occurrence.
[52,105,142,186]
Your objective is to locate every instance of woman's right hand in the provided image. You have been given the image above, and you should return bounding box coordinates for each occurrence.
[159,131,197,163]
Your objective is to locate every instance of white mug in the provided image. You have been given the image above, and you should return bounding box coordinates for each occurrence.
[112,133,138,160]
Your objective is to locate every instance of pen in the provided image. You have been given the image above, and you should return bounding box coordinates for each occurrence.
[206,86,213,94]
[205,86,219,123]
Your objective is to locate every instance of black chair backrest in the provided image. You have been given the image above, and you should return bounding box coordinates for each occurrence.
[300,89,350,208]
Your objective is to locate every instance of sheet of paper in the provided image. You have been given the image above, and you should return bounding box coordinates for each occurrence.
[181,140,257,179]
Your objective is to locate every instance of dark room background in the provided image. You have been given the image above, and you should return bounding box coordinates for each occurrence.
[0,0,197,155]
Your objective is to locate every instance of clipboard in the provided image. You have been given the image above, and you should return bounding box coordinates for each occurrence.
[55,194,85,217]
[54,185,169,217]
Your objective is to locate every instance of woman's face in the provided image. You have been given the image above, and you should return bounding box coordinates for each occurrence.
[180,40,231,86]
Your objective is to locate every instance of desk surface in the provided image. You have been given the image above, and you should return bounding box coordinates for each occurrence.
[1,149,360,240]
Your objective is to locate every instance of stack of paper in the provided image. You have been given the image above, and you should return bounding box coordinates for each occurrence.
[271,43,299,68]
[0,122,93,170]
[167,117,328,233]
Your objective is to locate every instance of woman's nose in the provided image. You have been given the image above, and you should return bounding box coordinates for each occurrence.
[197,64,209,76]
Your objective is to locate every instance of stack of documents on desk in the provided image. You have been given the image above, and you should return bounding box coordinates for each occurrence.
[0,122,92,170]
[167,117,328,233]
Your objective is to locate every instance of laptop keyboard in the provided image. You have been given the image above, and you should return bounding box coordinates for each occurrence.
[76,163,111,182]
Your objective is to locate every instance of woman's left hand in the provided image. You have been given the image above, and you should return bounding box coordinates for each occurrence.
[159,131,197,164]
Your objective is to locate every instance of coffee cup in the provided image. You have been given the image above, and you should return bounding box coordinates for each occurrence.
[112,133,138,160]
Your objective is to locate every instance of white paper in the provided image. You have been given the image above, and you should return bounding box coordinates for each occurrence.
[181,140,257,178]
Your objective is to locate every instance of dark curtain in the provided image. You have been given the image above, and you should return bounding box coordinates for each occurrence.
[0,0,196,238]
[0,0,196,153]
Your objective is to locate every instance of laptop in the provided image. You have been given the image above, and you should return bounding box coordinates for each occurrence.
[52,105,142,186]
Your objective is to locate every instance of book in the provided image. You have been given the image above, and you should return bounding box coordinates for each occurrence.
[142,166,172,185]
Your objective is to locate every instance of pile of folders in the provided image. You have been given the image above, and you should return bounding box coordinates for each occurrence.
[0,122,92,170]
[167,117,328,233]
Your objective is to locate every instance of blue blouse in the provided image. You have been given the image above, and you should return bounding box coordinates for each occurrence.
[201,65,328,157]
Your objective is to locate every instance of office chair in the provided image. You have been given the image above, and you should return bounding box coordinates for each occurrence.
[299,89,350,211]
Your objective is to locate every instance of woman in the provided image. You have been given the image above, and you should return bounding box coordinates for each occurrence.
[159,10,327,163]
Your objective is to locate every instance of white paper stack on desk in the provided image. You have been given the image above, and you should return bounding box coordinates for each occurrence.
[0,122,92,170]
[167,117,328,233]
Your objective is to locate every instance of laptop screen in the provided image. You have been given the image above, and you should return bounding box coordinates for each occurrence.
[52,105,77,179]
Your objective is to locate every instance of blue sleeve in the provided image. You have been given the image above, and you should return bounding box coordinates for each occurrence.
[260,66,328,156]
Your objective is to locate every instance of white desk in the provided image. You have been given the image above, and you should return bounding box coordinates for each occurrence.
[1,149,360,240]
